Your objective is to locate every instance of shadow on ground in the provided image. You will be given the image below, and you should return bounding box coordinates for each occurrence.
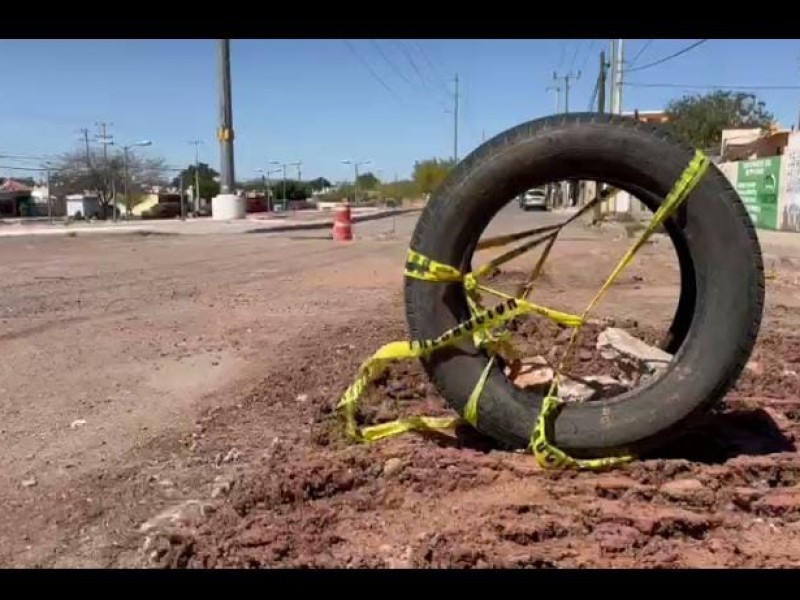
[648,407,796,464]
[418,407,797,466]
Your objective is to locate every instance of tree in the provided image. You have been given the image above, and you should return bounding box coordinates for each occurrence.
[356,171,380,190]
[50,148,167,212]
[412,158,455,195]
[380,179,419,201]
[664,90,775,151]
[307,177,332,192]
[172,162,220,201]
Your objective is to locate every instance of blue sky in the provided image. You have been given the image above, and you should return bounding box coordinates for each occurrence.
[1,39,799,183]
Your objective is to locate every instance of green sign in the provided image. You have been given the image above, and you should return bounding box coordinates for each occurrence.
[737,157,781,230]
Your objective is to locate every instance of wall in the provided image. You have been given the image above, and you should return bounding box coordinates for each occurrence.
[715,130,800,232]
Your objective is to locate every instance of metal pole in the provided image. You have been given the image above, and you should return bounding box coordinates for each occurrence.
[180,173,186,220]
[123,147,130,218]
[194,143,201,213]
[615,39,625,115]
[609,40,618,114]
[46,168,52,224]
[553,72,580,114]
[594,50,608,224]
[282,165,287,211]
[546,83,562,113]
[354,163,359,205]
[598,51,607,114]
[218,39,235,195]
[453,73,459,163]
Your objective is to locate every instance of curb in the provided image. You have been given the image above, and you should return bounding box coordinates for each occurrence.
[0,208,423,239]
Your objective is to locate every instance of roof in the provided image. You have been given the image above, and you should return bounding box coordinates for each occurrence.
[0,179,32,193]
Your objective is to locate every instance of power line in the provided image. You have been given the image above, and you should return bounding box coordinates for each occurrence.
[623,82,800,90]
[587,76,600,111]
[628,39,653,69]
[579,39,596,72]
[412,41,452,101]
[370,40,415,89]
[626,39,708,73]
[568,41,582,73]
[394,41,433,93]
[342,39,403,103]
[558,41,568,70]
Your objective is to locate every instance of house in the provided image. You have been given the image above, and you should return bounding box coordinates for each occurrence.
[0,179,34,217]
[720,126,789,161]
[623,109,669,124]
[66,194,102,219]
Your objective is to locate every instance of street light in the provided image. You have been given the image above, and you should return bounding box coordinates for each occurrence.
[256,167,282,212]
[122,140,153,218]
[269,161,301,212]
[342,159,371,205]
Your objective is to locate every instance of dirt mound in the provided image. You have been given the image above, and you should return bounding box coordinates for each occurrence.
[138,313,800,569]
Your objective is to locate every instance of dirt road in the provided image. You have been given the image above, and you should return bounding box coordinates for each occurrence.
[2,209,800,568]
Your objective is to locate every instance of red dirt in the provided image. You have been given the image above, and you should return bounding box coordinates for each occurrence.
[3,212,800,568]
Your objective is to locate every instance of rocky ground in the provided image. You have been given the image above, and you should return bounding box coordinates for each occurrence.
[3,209,800,568]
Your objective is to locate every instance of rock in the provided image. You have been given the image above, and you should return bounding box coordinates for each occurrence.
[222,448,241,463]
[754,486,800,517]
[578,348,594,361]
[211,476,233,498]
[139,500,214,535]
[70,419,87,429]
[514,366,554,389]
[21,478,37,488]
[556,328,573,343]
[558,379,595,402]
[596,328,672,372]
[592,523,642,553]
[732,487,763,510]
[746,361,764,377]
[783,369,798,378]
[582,375,630,397]
[383,457,405,478]
[659,478,707,501]
[296,394,309,402]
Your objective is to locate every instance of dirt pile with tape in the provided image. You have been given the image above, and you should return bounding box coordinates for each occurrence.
[141,311,800,569]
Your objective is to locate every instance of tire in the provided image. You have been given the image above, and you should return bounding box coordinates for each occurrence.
[404,113,765,458]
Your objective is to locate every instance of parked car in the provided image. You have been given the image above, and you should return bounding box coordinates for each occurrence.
[518,187,547,211]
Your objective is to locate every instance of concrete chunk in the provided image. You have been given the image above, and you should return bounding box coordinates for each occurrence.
[596,328,672,373]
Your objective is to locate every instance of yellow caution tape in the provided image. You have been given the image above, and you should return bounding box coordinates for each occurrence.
[530,395,633,470]
[338,150,710,472]
[337,295,584,441]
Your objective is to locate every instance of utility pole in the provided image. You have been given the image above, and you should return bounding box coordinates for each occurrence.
[552,71,581,113]
[45,166,52,224]
[598,50,607,114]
[608,40,618,115]
[546,83,562,113]
[79,128,93,169]
[342,159,372,206]
[453,74,460,163]
[594,50,609,224]
[188,140,202,214]
[179,172,185,220]
[218,39,235,196]
[614,39,625,115]
[95,121,115,221]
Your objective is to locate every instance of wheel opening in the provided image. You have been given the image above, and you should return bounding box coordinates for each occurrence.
[467,177,692,407]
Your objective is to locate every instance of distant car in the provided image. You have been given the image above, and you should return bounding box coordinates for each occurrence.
[518,188,547,211]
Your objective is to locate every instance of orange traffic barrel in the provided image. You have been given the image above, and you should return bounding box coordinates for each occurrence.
[333,202,353,241]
